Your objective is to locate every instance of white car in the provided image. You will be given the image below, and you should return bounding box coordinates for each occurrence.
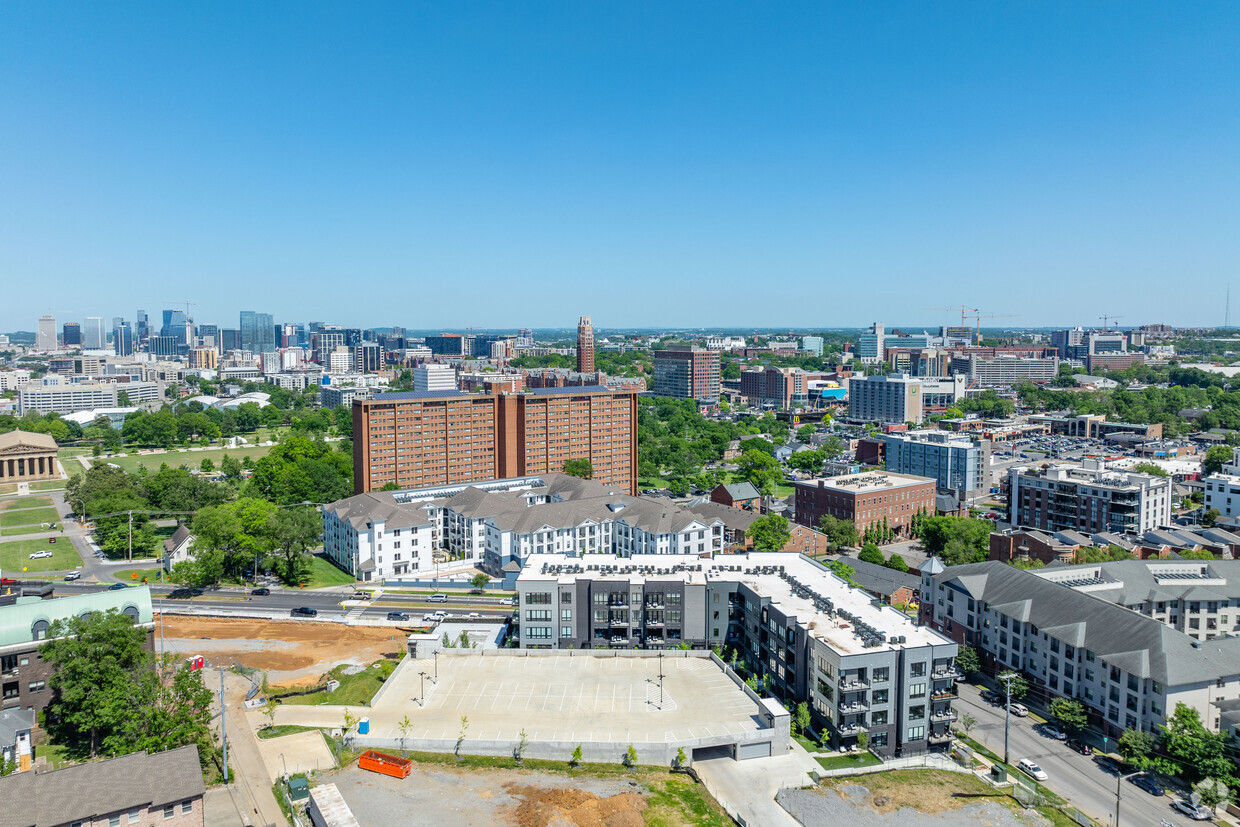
[1172,799,1213,820]
[466,612,482,619]
[1017,759,1048,781]
[29,551,54,559]
[1040,724,1068,741]
[1009,702,1029,717]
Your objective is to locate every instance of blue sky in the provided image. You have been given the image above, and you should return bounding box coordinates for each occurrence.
[1,2,1237,332]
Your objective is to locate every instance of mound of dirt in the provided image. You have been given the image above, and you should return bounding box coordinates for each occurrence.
[504,782,648,827]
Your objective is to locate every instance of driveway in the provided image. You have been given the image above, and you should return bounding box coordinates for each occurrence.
[693,742,819,827]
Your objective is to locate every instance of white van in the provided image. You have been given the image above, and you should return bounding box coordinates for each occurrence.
[1018,759,1047,781]
[429,593,448,603]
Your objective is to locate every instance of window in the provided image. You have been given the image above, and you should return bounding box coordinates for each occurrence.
[181,801,193,815]
[909,662,926,678]
[129,807,141,823]
[908,705,925,721]
[526,627,552,640]
[109,817,121,827]
[525,610,551,622]
[907,725,925,740]
[871,710,888,726]
[908,683,925,698]
[872,667,889,683]
[561,609,572,622]
[873,689,888,705]
[164,803,175,818]
[526,592,551,605]
[28,680,45,693]
[561,626,573,638]
[562,592,573,603]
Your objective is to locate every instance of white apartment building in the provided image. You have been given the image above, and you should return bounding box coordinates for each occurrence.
[413,364,457,392]
[322,492,438,581]
[0,370,32,392]
[1011,459,1172,535]
[1204,447,1240,519]
[18,381,161,415]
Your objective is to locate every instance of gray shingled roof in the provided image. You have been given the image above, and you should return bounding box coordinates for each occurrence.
[323,491,435,531]
[0,745,204,827]
[931,561,1240,685]
[720,482,760,501]
[163,524,192,554]
[0,708,34,748]
[845,558,920,597]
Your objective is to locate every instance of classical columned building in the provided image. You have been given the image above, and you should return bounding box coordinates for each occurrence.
[0,430,60,481]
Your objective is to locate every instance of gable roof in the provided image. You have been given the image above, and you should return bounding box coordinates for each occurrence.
[163,524,192,554]
[846,558,920,595]
[0,745,204,827]
[0,430,57,451]
[719,482,760,501]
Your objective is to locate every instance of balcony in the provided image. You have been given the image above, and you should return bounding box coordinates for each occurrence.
[836,722,868,736]
[609,618,629,627]
[932,667,962,680]
[928,731,953,744]
[838,701,870,713]
[930,689,956,701]
[610,636,628,645]
[931,709,958,722]
[839,678,870,690]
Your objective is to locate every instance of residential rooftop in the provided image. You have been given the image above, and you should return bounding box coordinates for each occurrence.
[795,470,935,493]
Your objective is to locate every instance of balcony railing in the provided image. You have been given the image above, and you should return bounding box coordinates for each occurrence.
[836,722,868,736]
[932,666,962,680]
[928,731,953,744]
[838,701,869,713]
[931,709,958,722]
[839,678,870,690]
[930,690,956,701]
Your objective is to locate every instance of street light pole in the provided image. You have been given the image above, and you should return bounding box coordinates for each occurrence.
[1115,770,1142,827]
[419,671,427,707]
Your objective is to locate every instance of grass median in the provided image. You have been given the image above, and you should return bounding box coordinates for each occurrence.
[0,538,82,573]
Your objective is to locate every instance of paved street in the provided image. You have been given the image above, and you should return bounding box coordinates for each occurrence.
[955,683,1200,827]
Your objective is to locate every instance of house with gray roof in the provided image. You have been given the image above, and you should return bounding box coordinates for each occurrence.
[844,558,920,606]
[921,560,1240,737]
[0,708,33,774]
[0,745,204,827]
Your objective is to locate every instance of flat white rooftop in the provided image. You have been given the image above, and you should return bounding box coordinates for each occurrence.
[797,471,934,493]
[522,551,944,656]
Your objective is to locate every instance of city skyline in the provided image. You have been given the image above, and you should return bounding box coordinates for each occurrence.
[1,3,1237,330]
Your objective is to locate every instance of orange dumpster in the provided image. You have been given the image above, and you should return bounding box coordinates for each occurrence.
[358,749,412,779]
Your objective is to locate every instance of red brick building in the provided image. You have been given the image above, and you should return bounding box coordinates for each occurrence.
[793,471,936,535]
[353,386,637,495]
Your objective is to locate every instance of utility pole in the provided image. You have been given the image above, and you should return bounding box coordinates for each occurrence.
[128,510,133,561]
[998,672,1017,766]
[219,668,229,784]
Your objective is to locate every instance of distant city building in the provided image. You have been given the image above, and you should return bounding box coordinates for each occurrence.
[240,310,276,353]
[948,355,1059,387]
[704,335,746,351]
[112,321,133,357]
[848,373,966,424]
[35,315,57,351]
[136,309,149,340]
[793,470,936,536]
[424,334,465,356]
[856,323,885,363]
[61,322,81,347]
[82,316,105,350]
[1203,447,1240,520]
[220,328,242,352]
[312,330,345,364]
[352,342,382,373]
[576,315,595,373]
[801,336,824,357]
[320,384,373,409]
[147,335,179,357]
[739,366,806,409]
[652,347,721,404]
[413,364,457,392]
[18,381,162,415]
[881,430,989,498]
[1010,459,1172,535]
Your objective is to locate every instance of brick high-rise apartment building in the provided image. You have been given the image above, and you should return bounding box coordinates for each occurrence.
[652,346,720,404]
[576,315,595,373]
[353,385,637,495]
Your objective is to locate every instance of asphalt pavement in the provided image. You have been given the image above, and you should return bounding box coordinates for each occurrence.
[955,683,1201,827]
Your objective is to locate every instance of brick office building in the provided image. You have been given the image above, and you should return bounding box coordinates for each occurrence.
[652,347,720,404]
[793,471,936,536]
[353,386,638,495]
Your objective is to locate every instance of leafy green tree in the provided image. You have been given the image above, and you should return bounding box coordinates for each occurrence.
[818,515,859,550]
[378,481,401,491]
[1204,445,1233,474]
[271,506,322,585]
[858,544,885,565]
[41,611,213,766]
[954,645,980,676]
[786,449,826,473]
[221,454,242,480]
[200,458,214,473]
[1156,703,1235,785]
[1130,462,1168,477]
[794,702,811,737]
[562,458,593,479]
[1118,728,1158,769]
[796,424,815,443]
[469,572,490,591]
[735,449,782,495]
[1203,508,1221,528]
[570,745,583,767]
[748,514,791,551]
[883,553,909,572]
[1048,698,1088,733]
[997,671,1028,701]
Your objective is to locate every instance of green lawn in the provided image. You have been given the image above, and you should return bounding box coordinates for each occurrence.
[816,751,882,771]
[0,496,54,511]
[89,444,274,475]
[295,554,356,589]
[113,567,163,584]
[0,480,69,495]
[1,524,55,536]
[280,658,400,706]
[0,507,60,528]
[637,477,670,490]
[257,724,319,740]
[0,538,83,573]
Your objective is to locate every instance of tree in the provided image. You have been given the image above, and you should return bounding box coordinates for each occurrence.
[1048,698,1088,733]
[674,746,687,769]
[997,672,1028,701]
[959,712,977,735]
[794,702,811,737]
[570,745,583,767]
[270,507,321,586]
[263,698,278,731]
[858,544,885,565]
[1203,508,1221,528]
[515,728,529,762]
[796,424,815,443]
[748,514,791,551]
[398,715,412,752]
[456,715,470,758]
[884,553,909,572]
[948,645,977,677]
[1204,445,1233,474]
[221,454,242,481]
[786,449,826,473]
[735,449,782,495]
[818,515,859,550]
[41,611,213,766]
[1156,702,1235,785]
[1130,462,1168,477]
[200,457,215,473]
[469,572,490,592]
[378,481,401,491]
[1118,728,1158,769]
[562,458,593,480]
[623,744,638,768]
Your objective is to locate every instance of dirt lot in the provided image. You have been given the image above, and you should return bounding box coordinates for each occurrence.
[160,616,405,686]
[326,763,675,827]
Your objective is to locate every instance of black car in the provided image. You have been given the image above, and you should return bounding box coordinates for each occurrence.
[290,607,318,617]
[169,588,203,599]
[1094,755,1122,775]
[1065,739,1093,755]
[251,587,270,596]
[1129,774,1165,796]
[386,611,410,622]
[980,690,1002,705]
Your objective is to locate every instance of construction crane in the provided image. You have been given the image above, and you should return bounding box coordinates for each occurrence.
[972,313,1019,345]
[1098,314,1124,331]
[927,306,979,329]
[165,300,197,320]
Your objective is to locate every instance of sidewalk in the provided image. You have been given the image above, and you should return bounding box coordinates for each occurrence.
[218,671,289,827]
[693,739,819,827]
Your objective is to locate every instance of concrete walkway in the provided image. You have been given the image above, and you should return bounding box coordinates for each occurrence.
[693,740,819,827]
[220,672,289,827]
